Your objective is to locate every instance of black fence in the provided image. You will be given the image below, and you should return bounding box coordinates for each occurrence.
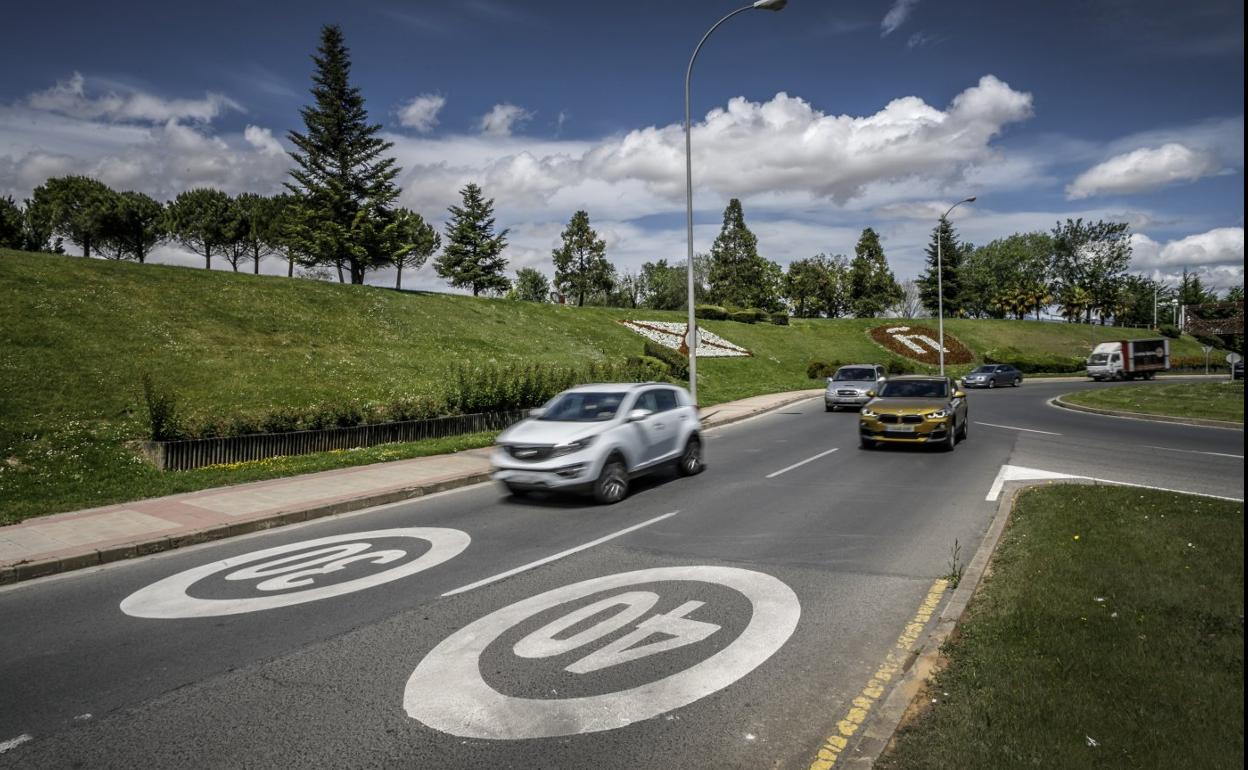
[141,410,527,471]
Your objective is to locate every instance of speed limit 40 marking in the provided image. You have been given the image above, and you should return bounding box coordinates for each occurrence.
[404,566,800,739]
[120,528,470,618]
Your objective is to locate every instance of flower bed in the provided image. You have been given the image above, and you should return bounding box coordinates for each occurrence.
[869,323,973,365]
[619,320,751,357]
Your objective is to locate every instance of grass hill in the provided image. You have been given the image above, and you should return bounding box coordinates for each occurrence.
[0,249,1215,522]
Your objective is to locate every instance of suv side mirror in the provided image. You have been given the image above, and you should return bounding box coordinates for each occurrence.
[528,407,545,418]
[626,408,653,423]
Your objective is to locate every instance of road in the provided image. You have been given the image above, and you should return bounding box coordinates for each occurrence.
[0,379,1242,769]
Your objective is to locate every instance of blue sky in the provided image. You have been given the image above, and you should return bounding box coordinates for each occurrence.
[1,0,1243,290]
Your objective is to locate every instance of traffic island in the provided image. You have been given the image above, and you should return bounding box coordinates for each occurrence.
[1054,380,1244,428]
[874,485,1244,770]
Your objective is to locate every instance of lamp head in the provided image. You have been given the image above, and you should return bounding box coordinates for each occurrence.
[753,0,788,10]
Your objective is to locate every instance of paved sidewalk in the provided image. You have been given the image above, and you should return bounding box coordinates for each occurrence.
[0,389,821,584]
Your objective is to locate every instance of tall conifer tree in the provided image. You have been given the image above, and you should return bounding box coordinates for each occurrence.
[552,210,612,306]
[435,183,510,296]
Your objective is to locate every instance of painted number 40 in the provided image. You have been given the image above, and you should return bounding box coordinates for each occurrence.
[514,591,719,674]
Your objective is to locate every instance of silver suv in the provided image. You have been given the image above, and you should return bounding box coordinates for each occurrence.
[491,383,704,504]
[825,364,886,411]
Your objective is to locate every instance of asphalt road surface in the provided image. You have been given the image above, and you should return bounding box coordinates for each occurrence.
[1,379,1242,769]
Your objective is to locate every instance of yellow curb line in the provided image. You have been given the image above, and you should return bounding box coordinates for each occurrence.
[807,578,950,770]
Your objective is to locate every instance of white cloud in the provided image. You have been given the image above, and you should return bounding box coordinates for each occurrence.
[243,125,286,156]
[1067,143,1222,199]
[479,103,534,137]
[1130,227,1244,270]
[27,72,240,124]
[398,94,446,132]
[881,0,920,36]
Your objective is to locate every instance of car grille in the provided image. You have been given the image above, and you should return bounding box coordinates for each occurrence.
[878,414,924,424]
[836,389,860,396]
[506,445,554,461]
[879,414,898,424]
[902,414,923,424]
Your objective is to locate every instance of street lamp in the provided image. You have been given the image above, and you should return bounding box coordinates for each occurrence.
[936,196,976,376]
[684,0,788,404]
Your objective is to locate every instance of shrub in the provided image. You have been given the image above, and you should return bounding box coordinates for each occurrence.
[770,312,790,326]
[1158,324,1180,339]
[745,307,770,322]
[626,355,671,381]
[695,305,728,320]
[807,360,843,379]
[729,310,758,324]
[985,347,1084,373]
[644,341,689,380]
[886,358,916,375]
[1192,333,1224,350]
[141,374,183,441]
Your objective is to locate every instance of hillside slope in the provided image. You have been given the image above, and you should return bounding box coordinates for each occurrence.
[0,249,1213,520]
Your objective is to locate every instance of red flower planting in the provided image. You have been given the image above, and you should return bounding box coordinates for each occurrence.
[869,324,973,365]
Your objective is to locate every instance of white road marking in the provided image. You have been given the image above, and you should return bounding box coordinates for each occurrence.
[441,511,679,597]
[121,528,470,618]
[1143,445,1244,459]
[408,566,801,739]
[974,421,1062,436]
[764,448,840,479]
[0,734,32,754]
[987,464,1245,502]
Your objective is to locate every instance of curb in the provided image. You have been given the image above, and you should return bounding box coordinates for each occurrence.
[0,472,493,585]
[700,391,823,429]
[839,478,1101,768]
[1051,394,1244,430]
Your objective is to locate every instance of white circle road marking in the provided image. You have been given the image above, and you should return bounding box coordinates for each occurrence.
[120,528,470,618]
[404,566,801,739]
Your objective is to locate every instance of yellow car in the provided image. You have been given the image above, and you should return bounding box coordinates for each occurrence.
[858,376,968,451]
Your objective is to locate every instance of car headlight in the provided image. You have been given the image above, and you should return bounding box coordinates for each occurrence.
[925,409,950,419]
[552,436,597,457]
[860,408,877,418]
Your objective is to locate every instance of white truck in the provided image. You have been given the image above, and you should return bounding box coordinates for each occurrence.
[1086,338,1170,381]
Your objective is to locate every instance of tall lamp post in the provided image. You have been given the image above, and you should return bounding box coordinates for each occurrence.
[936,196,976,376]
[684,0,788,404]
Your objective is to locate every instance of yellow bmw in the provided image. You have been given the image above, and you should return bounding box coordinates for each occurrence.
[858,375,968,451]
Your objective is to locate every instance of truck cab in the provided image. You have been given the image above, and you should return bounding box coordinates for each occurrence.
[1087,339,1169,381]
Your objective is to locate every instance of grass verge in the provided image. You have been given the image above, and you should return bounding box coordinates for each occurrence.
[878,485,1245,770]
[1062,380,1244,423]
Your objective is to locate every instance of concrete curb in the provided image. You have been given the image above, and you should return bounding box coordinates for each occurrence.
[0,472,493,585]
[839,478,1102,768]
[1051,394,1244,430]
[699,391,823,429]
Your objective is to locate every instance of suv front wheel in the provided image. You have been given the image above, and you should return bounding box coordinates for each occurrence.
[677,435,704,476]
[593,455,630,504]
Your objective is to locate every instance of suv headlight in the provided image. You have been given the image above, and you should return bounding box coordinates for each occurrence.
[552,436,596,457]
[925,409,950,419]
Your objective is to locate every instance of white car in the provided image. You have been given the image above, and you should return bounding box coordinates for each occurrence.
[491,383,704,503]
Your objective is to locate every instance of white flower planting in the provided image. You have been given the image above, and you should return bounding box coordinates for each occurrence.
[619,320,751,358]
[884,326,947,354]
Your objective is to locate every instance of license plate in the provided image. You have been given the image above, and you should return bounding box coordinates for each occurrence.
[887,425,916,433]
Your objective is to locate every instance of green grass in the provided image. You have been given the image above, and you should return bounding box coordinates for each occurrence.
[0,248,1217,522]
[878,485,1244,770]
[1062,381,1244,423]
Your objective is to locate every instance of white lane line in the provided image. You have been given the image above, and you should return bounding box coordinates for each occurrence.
[0,734,32,754]
[974,421,1061,436]
[441,511,679,597]
[1144,445,1244,459]
[986,463,1244,502]
[764,448,840,479]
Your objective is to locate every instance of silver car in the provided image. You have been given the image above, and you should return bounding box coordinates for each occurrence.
[491,383,704,504]
[825,364,887,411]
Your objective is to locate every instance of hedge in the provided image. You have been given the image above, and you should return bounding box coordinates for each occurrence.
[770,312,790,326]
[984,347,1085,373]
[644,340,690,380]
[695,305,728,320]
[729,310,758,324]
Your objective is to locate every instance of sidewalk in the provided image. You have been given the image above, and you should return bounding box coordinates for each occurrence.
[0,389,821,584]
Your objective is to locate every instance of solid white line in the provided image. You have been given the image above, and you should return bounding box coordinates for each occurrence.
[441,511,679,597]
[1078,476,1244,503]
[974,421,1062,436]
[1144,445,1244,459]
[0,734,32,754]
[764,448,840,479]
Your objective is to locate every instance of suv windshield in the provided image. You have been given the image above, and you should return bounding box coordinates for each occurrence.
[833,368,876,381]
[539,392,626,422]
[878,380,948,399]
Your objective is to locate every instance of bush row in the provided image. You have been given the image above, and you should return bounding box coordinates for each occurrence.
[143,359,656,441]
[806,358,916,379]
[983,348,1086,374]
[643,340,690,380]
[695,305,788,325]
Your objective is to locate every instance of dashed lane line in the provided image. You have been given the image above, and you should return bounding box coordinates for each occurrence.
[808,579,950,770]
[440,511,679,597]
[0,734,33,754]
[1143,445,1243,459]
[765,448,840,479]
[973,421,1061,435]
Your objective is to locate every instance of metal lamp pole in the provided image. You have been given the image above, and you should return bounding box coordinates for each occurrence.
[936,196,976,376]
[684,0,788,404]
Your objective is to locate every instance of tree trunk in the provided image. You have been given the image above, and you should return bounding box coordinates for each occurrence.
[396,265,403,290]
[83,239,90,258]
[205,249,212,270]
[335,262,344,283]
[288,255,294,277]
[253,247,260,274]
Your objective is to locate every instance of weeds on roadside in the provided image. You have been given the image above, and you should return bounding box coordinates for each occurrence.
[944,538,965,589]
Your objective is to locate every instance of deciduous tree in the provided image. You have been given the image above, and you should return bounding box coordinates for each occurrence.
[390,207,440,290]
[29,176,116,258]
[167,188,230,269]
[512,267,551,302]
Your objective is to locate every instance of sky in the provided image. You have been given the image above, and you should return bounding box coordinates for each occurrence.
[1,0,1243,292]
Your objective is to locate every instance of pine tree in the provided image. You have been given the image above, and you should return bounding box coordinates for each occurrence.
[917,217,967,317]
[286,24,401,284]
[435,183,510,296]
[848,228,902,317]
[167,188,231,269]
[707,199,780,310]
[552,210,612,306]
